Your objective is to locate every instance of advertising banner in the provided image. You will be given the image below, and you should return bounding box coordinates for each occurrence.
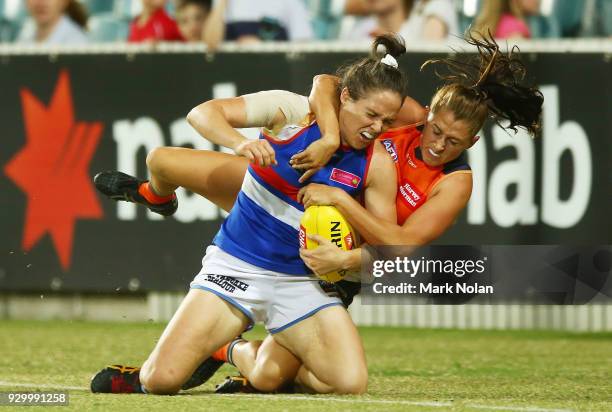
[1,51,610,292]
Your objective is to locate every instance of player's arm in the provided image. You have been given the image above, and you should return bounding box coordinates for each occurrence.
[362,140,398,223]
[299,142,397,274]
[297,141,398,224]
[394,173,472,244]
[187,91,302,166]
[291,74,342,182]
[336,172,471,245]
[391,96,427,128]
[334,141,398,270]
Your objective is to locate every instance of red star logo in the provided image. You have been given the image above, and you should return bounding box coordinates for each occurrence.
[4,70,104,270]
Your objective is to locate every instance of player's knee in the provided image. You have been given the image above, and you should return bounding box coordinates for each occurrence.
[146,147,171,176]
[249,367,288,393]
[331,366,368,395]
[139,365,182,395]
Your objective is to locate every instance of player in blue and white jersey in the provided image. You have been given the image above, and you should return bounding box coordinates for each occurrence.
[91,34,409,395]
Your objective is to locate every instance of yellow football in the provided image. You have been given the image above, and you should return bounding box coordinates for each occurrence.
[299,205,356,283]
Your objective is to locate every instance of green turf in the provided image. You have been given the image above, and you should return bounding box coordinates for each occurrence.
[0,320,610,411]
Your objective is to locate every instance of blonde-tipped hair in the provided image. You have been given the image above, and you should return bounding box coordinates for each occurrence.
[472,0,523,37]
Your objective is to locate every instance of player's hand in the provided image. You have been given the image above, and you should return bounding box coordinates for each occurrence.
[298,183,342,208]
[234,139,277,167]
[290,137,338,183]
[300,234,346,276]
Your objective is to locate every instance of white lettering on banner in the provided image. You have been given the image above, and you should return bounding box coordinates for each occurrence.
[541,86,592,228]
[111,81,264,222]
[466,129,486,224]
[169,119,218,222]
[467,85,592,229]
[488,126,538,227]
[113,117,164,221]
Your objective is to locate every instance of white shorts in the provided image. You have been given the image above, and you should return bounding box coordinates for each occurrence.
[190,246,343,333]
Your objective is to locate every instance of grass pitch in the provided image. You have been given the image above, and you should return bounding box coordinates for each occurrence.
[1,320,610,411]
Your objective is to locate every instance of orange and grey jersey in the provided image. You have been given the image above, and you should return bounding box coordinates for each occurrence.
[379,124,472,226]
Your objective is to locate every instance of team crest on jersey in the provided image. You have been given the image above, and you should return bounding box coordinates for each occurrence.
[330,168,361,188]
[398,179,425,209]
[381,139,398,162]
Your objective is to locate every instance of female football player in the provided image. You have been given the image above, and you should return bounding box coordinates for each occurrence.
[92,34,410,395]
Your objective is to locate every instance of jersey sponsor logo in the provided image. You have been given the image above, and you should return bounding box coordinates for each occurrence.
[398,179,426,209]
[406,151,417,168]
[330,168,361,188]
[381,139,398,162]
[205,274,249,293]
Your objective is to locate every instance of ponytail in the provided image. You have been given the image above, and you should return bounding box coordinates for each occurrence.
[66,0,89,29]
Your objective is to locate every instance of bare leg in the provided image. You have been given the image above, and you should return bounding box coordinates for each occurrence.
[273,305,367,394]
[231,336,301,392]
[230,307,366,394]
[146,147,248,212]
[139,289,248,394]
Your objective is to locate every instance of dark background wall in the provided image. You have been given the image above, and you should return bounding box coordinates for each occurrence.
[1,51,610,292]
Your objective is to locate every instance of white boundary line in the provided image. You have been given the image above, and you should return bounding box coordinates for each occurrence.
[0,381,87,391]
[468,405,572,412]
[0,381,574,412]
[218,393,452,408]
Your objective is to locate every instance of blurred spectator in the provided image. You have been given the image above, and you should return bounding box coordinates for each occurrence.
[17,0,89,44]
[203,0,314,50]
[338,0,459,42]
[581,0,612,37]
[473,0,540,39]
[176,0,211,42]
[128,0,183,42]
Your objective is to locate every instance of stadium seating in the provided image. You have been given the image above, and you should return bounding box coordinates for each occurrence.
[603,0,612,35]
[553,0,585,37]
[3,0,610,44]
[0,0,25,42]
[305,0,342,40]
[89,13,130,42]
[81,0,114,15]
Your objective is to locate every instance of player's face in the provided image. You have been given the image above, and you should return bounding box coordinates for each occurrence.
[420,109,475,167]
[338,88,402,150]
[26,0,68,25]
[177,4,208,42]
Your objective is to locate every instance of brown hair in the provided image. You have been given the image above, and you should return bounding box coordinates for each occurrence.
[66,0,88,29]
[472,0,523,38]
[336,33,409,102]
[176,0,212,12]
[403,0,415,16]
[421,32,543,137]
